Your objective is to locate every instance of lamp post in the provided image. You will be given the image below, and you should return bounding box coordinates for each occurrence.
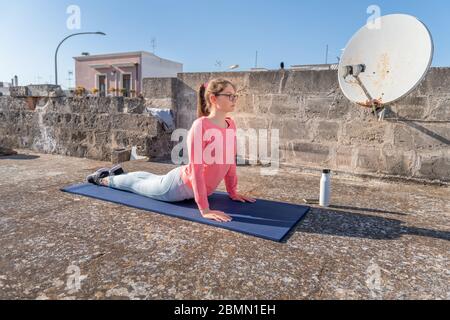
[54,31,106,85]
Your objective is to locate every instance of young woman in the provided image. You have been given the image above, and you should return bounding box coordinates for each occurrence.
[87,78,256,222]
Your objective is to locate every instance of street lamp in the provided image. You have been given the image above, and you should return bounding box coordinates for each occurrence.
[54,31,106,85]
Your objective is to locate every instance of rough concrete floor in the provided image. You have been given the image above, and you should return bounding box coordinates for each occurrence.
[0,149,449,300]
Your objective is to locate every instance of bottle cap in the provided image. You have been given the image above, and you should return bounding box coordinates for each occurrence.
[322,169,331,174]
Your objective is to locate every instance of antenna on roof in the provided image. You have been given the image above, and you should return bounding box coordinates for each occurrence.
[151,37,157,54]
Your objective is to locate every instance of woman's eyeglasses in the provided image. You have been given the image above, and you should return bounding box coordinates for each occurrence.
[215,93,239,102]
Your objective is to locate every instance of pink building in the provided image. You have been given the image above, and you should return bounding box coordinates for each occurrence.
[74,51,183,97]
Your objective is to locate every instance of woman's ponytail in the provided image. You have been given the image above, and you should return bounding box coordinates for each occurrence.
[197,84,210,118]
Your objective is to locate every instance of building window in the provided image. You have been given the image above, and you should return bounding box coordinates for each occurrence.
[122,74,131,97]
[98,75,107,97]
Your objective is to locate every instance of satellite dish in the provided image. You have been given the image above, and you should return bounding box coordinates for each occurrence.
[338,14,433,110]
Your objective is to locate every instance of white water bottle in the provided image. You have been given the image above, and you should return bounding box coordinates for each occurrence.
[319,169,331,207]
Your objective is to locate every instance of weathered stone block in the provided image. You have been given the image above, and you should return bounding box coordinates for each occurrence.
[176,110,196,130]
[428,97,450,120]
[111,148,131,164]
[234,94,254,114]
[253,95,271,114]
[9,86,29,97]
[417,153,450,182]
[70,130,88,143]
[144,98,174,110]
[283,70,338,94]
[392,123,450,150]
[290,141,331,164]
[110,114,159,134]
[314,121,340,142]
[82,114,111,130]
[273,118,313,142]
[124,98,145,113]
[142,78,177,99]
[355,147,382,173]
[342,120,385,145]
[415,68,450,95]
[381,145,414,177]
[269,94,302,115]
[247,71,286,94]
[27,85,64,98]
[335,146,353,168]
[390,96,428,119]
[322,94,353,119]
[304,96,335,118]
[109,97,125,113]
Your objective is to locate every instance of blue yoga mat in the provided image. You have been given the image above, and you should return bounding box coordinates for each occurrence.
[61,183,310,242]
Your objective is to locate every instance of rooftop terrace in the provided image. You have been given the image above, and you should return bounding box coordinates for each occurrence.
[0,149,448,299]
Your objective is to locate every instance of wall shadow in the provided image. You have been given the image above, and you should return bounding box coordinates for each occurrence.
[284,206,449,243]
[0,154,40,160]
[385,109,450,145]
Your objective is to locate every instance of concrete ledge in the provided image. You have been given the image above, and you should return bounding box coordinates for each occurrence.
[9,85,64,98]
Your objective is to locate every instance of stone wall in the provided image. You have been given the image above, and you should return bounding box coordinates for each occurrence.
[1,69,449,183]
[143,68,450,183]
[0,95,173,162]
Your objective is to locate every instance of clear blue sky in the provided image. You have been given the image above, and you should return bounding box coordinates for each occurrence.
[1,0,449,88]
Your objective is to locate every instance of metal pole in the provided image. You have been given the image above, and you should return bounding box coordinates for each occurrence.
[54,32,106,85]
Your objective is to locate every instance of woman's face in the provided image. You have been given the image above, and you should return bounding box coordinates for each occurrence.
[210,84,238,113]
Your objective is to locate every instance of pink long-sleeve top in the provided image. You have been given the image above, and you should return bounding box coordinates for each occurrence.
[180,116,238,211]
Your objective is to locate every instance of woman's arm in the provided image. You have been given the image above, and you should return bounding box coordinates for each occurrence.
[224,161,238,199]
[187,120,210,211]
[225,127,238,198]
[225,164,256,203]
[224,124,256,203]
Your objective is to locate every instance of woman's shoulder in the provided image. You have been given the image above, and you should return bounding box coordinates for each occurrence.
[190,117,207,129]
[190,116,236,130]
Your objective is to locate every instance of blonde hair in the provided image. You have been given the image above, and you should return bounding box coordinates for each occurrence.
[197,78,236,118]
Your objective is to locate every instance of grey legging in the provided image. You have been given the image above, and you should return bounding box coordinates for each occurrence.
[108,166,194,202]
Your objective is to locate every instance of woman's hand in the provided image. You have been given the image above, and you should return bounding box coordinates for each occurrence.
[200,208,232,222]
[230,193,256,203]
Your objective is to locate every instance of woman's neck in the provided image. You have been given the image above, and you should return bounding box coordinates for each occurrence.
[207,109,228,127]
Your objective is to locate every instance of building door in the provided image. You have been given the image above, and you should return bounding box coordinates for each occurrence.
[98,75,106,97]
[122,74,131,97]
